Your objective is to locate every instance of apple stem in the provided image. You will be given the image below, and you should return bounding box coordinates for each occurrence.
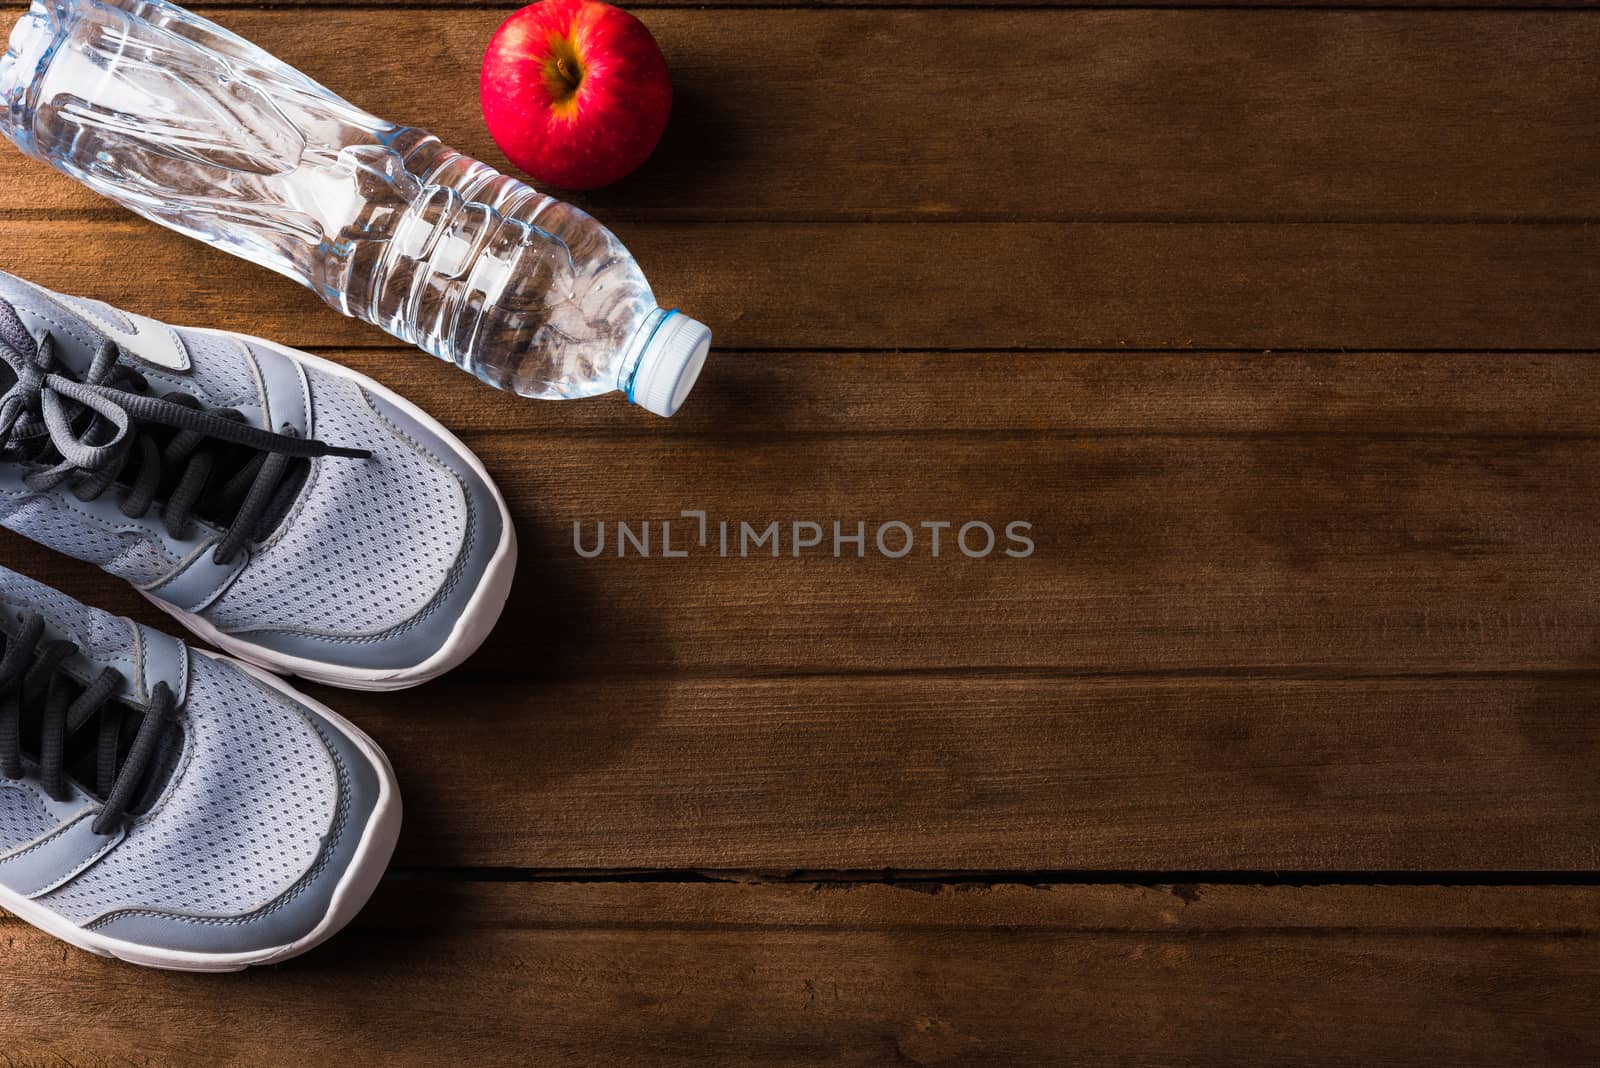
[556,57,581,91]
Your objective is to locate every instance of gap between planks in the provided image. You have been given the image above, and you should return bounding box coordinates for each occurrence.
[387,867,1600,888]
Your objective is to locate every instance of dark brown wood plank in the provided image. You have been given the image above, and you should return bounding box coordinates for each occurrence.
[263,347,1600,436]
[1,882,1595,1064]
[487,438,1600,678]
[12,340,1600,680]
[347,674,1600,869]
[14,425,1600,678]
[4,10,1598,221]
[1,218,1595,350]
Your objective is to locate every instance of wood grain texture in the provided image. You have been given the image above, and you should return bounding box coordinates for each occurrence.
[181,347,1600,436]
[1,218,1596,350]
[0,882,1595,1065]
[5,10,1598,221]
[358,436,1600,677]
[10,347,1600,680]
[13,430,1600,678]
[7,348,1600,868]
[308,675,1600,869]
[0,0,1594,1057]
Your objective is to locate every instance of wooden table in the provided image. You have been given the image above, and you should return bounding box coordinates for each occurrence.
[2,1,1598,1063]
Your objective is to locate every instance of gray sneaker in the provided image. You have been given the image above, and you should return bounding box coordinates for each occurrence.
[0,564,399,970]
[0,269,515,690]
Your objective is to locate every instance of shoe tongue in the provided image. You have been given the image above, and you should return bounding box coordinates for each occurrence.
[0,300,37,365]
[0,291,136,447]
[0,299,69,452]
[0,274,110,379]
[61,707,185,816]
[0,304,30,448]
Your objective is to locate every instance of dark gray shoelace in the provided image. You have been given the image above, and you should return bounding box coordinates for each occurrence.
[0,613,170,834]
[0,302,369,565]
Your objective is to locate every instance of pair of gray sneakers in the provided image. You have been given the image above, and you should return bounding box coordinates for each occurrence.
[0,269,516,969]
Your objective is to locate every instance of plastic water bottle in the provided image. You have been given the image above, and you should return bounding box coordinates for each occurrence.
[0,0,711,416]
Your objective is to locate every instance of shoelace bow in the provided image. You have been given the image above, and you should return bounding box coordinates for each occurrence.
[0,319,369,565]
[0,613,170,834]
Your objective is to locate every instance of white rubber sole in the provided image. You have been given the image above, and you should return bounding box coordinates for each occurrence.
[0,653,401,971]
[140,329,518,692]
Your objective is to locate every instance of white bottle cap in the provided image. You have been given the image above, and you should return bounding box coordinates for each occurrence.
[628,311,711,418]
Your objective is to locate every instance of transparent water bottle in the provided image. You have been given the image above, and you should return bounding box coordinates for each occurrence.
[0,0,710,416]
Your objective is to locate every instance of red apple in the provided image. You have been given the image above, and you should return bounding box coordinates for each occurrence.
[480,0,672,190]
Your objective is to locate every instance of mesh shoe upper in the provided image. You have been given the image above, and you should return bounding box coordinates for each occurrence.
[0,495,181,587]
[0,783,56,851]
[0,566,347,930]
[0,270,506,678]
[204,357,469,638]
[38,651,341,924]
